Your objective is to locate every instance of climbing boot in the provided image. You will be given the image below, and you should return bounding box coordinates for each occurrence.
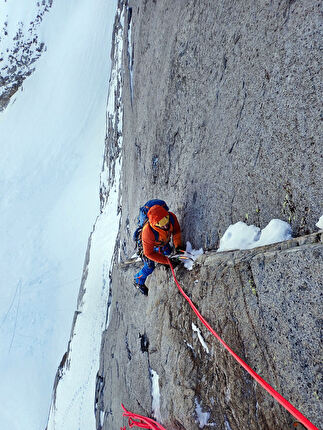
[133,281,148,296]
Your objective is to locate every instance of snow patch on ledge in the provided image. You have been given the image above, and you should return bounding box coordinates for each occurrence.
[127,7,134,103]
[100,410,105,427]
[218,219,292,252]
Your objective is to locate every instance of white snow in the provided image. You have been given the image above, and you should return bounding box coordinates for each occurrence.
[183,241,204,270]
[225,387,231,403]
[195,398,211,428]
[47,172,121,429]
[46,2,124,428]
[0,0,44,61]
[184,340,194,351]
[150,368,162,422]
[100,410,105,427]
[0,1,117,429]
[131,253,141,262]
[192,322,209,354]
[316,215,323,229]
[218,219,292,252]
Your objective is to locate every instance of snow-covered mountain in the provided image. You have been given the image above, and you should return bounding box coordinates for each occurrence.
[0,0,53,110]
[1,1,322,430]
[0,1,117,429]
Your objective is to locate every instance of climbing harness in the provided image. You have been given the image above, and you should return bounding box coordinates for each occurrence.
[120,403,167,430]
[167,259,318,430]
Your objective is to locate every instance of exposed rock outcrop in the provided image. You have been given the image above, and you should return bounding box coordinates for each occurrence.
[0,0,52,111]
[94,1,322,429]
[97,232,322,429]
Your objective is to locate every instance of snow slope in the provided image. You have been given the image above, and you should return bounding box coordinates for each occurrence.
[47,3,124,428]
[47,169,121,430]
[0,0,53,110]
[0,1,116,429]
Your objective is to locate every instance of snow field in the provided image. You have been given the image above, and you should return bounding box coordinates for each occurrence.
[47,2,124,428]
[47,167,121,429]
[0,0,117,429]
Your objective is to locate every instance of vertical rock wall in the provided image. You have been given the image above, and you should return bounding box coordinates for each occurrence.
[96,1,322,429]
[121,0,322,250]
[98,233,322,430]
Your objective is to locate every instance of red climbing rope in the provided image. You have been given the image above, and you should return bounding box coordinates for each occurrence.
[167,258,318,430]
[121,403,167,430]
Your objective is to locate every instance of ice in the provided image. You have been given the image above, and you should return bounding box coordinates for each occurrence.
[224,418,233,430]
[184,340,194,351]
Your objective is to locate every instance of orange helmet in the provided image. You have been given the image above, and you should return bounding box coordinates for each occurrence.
[147,205,170,229]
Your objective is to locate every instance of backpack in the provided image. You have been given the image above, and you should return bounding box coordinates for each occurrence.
[133,199,169,258]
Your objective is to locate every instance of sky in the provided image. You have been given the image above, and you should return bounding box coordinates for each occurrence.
[0,0,117,429]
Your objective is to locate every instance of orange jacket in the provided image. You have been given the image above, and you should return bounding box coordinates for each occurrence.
[142,211,181,264]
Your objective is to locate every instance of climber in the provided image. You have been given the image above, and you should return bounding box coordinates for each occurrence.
[133,202,184,296]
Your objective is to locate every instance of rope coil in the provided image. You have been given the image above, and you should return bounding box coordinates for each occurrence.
[121,404,167,430]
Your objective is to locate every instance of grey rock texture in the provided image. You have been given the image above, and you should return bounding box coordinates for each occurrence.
[97,232,322,430]
[121,0,322,251]
[94,1,323,429]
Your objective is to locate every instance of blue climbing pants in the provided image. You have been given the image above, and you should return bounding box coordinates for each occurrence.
[134,244,172,285]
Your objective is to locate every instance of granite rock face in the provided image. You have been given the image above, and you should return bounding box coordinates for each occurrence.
[95,1,322,429]
[120,0,322,251]
[97,233,322,430]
